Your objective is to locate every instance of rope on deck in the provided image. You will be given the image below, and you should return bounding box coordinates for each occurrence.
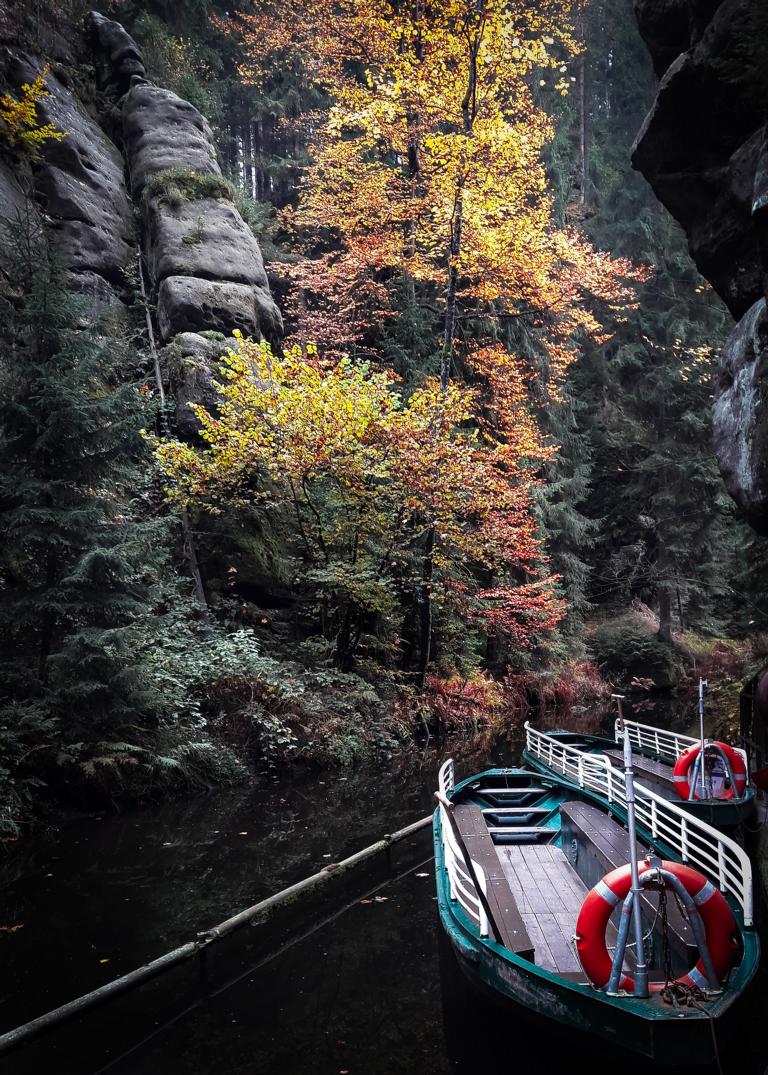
[0,813,433,1058]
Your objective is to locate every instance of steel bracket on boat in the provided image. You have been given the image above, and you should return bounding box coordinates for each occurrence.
[606,865,721,997]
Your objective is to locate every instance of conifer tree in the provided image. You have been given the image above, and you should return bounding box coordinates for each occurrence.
[0,214,165,745]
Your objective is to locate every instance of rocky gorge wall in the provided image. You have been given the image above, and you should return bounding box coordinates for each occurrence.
[0,9,282,437]
[632,0,768,534]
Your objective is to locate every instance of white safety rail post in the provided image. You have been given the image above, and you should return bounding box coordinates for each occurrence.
[698,678,709,798]
[523,724,754,926]
[438,758,455,797]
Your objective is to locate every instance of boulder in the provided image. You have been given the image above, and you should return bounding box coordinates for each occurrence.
[67,270,121,311]
[157,276,283,346]
[632,0,768,319]
[633,0,692,77]
[712,299,768,533]
[88,11,146,99]
[122,84,221,196]
[633,0,768,530]
[144,196,270,290]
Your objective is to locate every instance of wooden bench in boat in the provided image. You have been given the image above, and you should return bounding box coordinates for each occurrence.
[452,804,534,959]
[559,800,697,962]
[603,748,677,795]
[451,803,637,981]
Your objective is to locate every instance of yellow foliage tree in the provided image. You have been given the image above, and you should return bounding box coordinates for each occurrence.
[0,69,66,157]
[225,0,642,383]
[154,334,564,668]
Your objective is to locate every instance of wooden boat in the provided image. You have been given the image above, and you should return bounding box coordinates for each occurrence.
[522,716,755,828]
[433,747,759,1066]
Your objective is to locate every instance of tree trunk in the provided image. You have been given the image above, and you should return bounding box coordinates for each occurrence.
[578,40,589,206]
[676,587,685,633]
[416,526,435,690]
[418,7,480,686]
[658,586,673,643]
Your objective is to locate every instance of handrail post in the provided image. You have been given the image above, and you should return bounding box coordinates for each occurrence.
[621,729,649,997]
[698,678,709,798]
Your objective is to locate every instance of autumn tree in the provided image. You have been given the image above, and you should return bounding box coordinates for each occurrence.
[155,335,564,671]
[220,0,645,681]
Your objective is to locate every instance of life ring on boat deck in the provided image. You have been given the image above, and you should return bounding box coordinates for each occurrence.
[574,860,738,993]
[673,742,747,800]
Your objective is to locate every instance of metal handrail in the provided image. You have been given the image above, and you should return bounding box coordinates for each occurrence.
[436,758,491,938]
[525,722,753,926]
[615,716,748,770]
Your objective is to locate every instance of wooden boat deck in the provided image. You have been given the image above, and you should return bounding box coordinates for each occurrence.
[496,843,586,974]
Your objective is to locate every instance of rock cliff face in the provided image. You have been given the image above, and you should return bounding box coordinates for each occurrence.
[0,10,282,434]
[632,0,768,533]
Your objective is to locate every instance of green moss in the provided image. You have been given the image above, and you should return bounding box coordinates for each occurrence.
[143,169,235,209]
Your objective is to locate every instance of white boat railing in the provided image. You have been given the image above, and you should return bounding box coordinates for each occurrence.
[615,716,748,769]
[524,723,754,926]
[436,758,489,937]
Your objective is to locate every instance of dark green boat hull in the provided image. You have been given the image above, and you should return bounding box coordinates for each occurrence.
[433,768,760,1066]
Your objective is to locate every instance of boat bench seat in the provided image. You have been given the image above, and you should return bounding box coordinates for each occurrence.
[603,748,676,794]
[452,803,535,959]
[559,801,697,962]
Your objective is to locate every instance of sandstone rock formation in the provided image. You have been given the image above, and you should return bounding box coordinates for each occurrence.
[0,11,282,441]
[7,53,135,304]
[168,332,237,440]
[632,0,768,532]
[88,11,145,99]
[86,12,283,350]
[122,84,222,196]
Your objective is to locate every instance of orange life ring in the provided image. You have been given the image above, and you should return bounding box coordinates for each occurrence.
[575,859,738,993]
[673,742,747,800]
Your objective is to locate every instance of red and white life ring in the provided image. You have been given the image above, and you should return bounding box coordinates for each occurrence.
[673,742,747,801]
[575,859,738,993]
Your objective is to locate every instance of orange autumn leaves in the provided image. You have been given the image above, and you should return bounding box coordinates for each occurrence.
[154,335,564,643]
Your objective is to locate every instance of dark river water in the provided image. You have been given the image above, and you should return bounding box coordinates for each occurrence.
[1,702,767,1075]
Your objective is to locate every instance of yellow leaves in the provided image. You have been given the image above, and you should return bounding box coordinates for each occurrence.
[0,68,66,157]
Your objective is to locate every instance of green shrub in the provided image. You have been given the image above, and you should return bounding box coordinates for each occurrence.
[588,618,683,689]
[143,168,235,209]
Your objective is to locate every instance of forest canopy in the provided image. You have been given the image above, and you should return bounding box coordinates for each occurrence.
[0,0,766,834]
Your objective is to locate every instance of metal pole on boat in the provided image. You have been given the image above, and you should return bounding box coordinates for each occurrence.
[699,678,709,799]
[620,698,649,998]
